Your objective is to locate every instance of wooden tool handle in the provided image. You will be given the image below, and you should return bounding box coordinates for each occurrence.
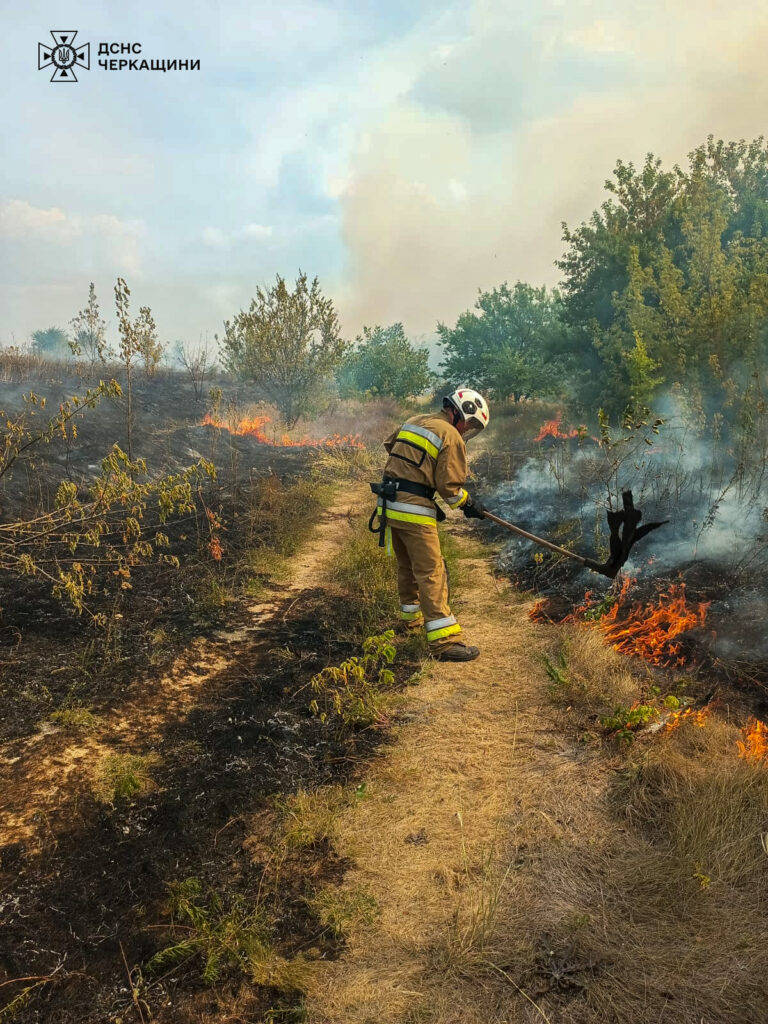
[481,510,589,566]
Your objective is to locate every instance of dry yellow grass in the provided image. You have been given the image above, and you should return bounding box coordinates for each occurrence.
[524,714,768,1024]
[303,519,768,1024]
[543,624,647,729]
[305,528,553,1023]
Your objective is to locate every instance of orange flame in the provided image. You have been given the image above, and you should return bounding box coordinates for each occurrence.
[202,412,363,449]
[665,705,712,731]
[559,578,709,667]
[737,717,768,761]
[533,414,584,442]
[596,582,710,667]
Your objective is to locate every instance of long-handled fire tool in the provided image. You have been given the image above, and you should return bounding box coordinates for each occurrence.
[481,490,667,580]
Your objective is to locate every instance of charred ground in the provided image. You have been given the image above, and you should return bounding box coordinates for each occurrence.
[477,404,768,720]
[0,369,411,1021]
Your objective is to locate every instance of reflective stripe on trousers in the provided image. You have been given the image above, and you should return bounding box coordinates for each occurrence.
[425,614,461,643]
[388,524,462,648]
[400,602,423,621]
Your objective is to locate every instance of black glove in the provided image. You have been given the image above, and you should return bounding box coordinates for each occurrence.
[462,495,486,519]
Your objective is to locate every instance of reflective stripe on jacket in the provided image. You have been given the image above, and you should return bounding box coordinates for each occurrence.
[382,410,469,530]
[376,498,438,527]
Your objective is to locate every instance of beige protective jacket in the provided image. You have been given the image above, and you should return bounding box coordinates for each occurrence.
[380,410,469,533]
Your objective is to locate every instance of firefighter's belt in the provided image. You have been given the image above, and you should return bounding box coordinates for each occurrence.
[368,476,446,547]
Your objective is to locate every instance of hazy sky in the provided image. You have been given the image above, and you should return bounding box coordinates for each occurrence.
[2,0,768,348]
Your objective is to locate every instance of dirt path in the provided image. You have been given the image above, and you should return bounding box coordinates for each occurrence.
[0,491,363,853]
[305,516,585,1024]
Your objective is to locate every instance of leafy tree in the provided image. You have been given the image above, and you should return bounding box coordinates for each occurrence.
[437,281,569,401]
[220,272,345,426]
[114,278,151,460]
[136,305,164,377]
[173,337,218,402]
[337,323,433,400]
[69,283,109,372]
[31,326,69,358]
[623,332,663,418]
[559,155,680,319]
[557,137,768,420]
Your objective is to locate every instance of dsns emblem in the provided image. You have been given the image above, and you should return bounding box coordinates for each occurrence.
[38,31,90,82]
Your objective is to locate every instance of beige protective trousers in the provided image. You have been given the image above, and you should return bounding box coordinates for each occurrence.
[389,525,462,647]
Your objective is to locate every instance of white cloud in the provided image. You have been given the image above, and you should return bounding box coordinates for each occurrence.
[566,19,631,54]
[202,223,273,248]
[202,226,227,248]
[0,200,80,242]
[448,178,468,202]
[0,200,145,281]
[236,223,273,240]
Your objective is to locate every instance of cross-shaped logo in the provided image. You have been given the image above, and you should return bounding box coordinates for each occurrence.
[38,31,90,82]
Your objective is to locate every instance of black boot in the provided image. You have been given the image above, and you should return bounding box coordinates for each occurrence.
[431,643,480,662]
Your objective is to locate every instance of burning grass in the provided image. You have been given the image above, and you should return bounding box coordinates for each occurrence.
[536,577,712,669]
[665,703,712,731]
[202,411,363,448]
[593,580,710,667]
[738,716,768,761]
[533,412,588,442]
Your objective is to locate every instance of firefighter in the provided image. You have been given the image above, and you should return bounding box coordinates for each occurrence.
[369,388,489,662]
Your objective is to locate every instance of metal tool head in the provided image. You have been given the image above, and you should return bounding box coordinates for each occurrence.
[586,490,668,578]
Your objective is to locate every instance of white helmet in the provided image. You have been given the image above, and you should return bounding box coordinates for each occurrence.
[443,387,490,441]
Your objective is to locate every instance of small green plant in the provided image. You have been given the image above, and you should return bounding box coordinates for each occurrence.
[693,865,711,890]
[93,753,158,803]
[146,877,313,992]
[148,626,174,665]
[309,631,396,732]
[308,885,380,938]
[49,706,100,732]
[264,1002,309,1023]
[191,571,231,626]
[600,703,659,743]
[146,877,274,985]
[0,975,58,1022]
[543,650,570,689]
[147,877,315,993]
[582,591,618,622]
[601,683,690,743]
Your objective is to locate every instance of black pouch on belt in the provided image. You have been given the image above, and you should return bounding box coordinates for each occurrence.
[368,478,398,546]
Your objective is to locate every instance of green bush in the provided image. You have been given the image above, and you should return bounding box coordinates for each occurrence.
[309,632,397,733]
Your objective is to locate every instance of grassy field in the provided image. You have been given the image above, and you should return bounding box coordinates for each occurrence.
[1,379,766,1023]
